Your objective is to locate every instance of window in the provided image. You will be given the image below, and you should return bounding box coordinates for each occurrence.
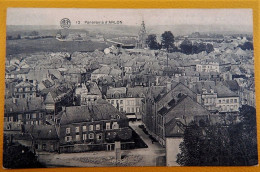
[35,121,38,125]
[89,125,93,131]
[18,114,22,120]
[120,107,124,112]
[32,113,37,119]
[219,100,221,103]
[112,122,119,129]
[31,121,34,125]
[75,127,80,133]
[96,124,100,130]
[66,128,71,134]
[120,100,123,104]
[111,100,114,104]
[42,144,47,151]
[96,134,102,140]
[127,107,130,113]
[76,135,80,141]
[230,99,233,103]
[39,113,43,118]
[39,120,42,125]
[88,133,94,139]
[8,117,13,122]
[136,107,140,112]
[65,136,72,142]
[26,114,30,119]
[132,107,135,113]
[116,100,119,104]
[234,99,237,103]
[83,125,87,132]
[226,99,229,103]
[83,134,87,140]
[106,123,111,130]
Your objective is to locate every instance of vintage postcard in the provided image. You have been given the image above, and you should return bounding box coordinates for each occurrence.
[3,8,258,168]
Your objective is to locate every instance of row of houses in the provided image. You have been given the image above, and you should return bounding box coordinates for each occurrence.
[4,99,132,153]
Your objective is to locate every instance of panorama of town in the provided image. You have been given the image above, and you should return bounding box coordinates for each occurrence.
[4,17,257,168]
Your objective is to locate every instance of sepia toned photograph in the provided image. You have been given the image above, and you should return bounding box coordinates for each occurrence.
[3,8,258,168]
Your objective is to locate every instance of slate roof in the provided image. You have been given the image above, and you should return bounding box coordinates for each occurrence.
[24,125,59,140]
[222,80,240,92]
[92,66,111,74]
[107,87,127,95]
[165,118,186,137]
[126,87,148,98]
[215,83,238,98]
[15,81,34,88]
[192,81,216,94]
[60,100,127,125]
[5,97,45,113]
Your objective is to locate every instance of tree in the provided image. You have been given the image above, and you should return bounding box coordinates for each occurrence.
[180,38,193,54]
[177,106,258,166]
[239,42,253,50]
[3,136,45,169]
[161,31,174,52]
[146,34,159,50]
[205,43,214,53]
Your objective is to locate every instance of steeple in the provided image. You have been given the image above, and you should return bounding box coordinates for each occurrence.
[136,20,148,49]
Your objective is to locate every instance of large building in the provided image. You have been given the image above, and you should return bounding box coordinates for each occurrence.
[141,83,212,146]
[196,62,220,73]
[58,100,132,152]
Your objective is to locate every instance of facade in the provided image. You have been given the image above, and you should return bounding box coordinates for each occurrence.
[75,82,102,105]
[14,80,37,99]
[106,87,147,118]
[59,100,132,152]
[4,97,46,125]
[196,62,220,73]
[141,83,211,146]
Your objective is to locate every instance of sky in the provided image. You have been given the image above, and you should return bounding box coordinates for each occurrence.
[7,8,253,27]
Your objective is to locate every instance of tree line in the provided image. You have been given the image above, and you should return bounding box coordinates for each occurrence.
[146,31,214,54]
[176,105,258,166]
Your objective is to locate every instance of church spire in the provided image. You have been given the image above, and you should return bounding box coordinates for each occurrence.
[136,20,147,49]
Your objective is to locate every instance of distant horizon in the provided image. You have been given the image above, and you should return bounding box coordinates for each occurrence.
[7,8,253,27]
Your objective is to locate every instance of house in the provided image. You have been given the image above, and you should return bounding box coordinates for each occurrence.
[196,62,219,73]
[106,87,148,119]
[75,82,102,105]
[42,84,74,116]
[215,83,240,113]
[58,100,132,153]
[14,80,37,99]
[4,97,46,125]
[23,125,59,152]
[156,95,211,145]
[91,66,111,82]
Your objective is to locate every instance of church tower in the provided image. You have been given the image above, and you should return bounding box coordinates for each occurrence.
[136,21,148,49]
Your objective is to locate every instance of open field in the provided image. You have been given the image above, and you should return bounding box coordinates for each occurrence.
[6,38,109,55]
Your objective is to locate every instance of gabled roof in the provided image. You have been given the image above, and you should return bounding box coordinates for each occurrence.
[44,92,55,104]
[60,100,127,125]
[222,80,240,92]
[161,96,211,120]
[15,80,34,88]
[215,83,238,98]
[165,118,186,137]
[24,125,59,140]
[5,97,45,113]
[126,87,148,98]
